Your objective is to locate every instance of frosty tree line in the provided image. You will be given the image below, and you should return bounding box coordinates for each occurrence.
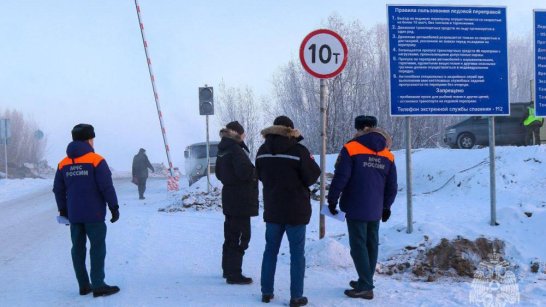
[216,15,535,156]
[0,16,535,169]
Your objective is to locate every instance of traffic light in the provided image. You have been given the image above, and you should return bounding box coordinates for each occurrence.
[199,86,214,115]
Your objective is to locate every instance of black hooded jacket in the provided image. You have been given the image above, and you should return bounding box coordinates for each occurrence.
[132,149,154,178]
[215,129,259,217]
[255,125,321,225]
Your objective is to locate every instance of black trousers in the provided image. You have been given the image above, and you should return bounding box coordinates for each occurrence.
[526,123,541,145]
[222,215,251,277]
[137,177,147,198]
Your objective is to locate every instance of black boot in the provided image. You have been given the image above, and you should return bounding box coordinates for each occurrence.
[226,274,252,285]
[289,296,308,307]
[349,280,358,289]
[93,285,120,297]
[344,289,373,300]
[79,285,92,295]
[262,294,274,303]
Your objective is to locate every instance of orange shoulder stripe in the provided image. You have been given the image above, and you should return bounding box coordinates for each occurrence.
[57,152,104,170]
[344,141,395,162]
[58,157,73,170]
[74,152,104,167]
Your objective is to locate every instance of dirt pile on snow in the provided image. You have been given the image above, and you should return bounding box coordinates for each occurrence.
[378,236,507,281]
[310,173,333,201]
[159,183,222,213]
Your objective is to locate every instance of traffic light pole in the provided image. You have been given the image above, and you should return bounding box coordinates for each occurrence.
[206,114,211,193]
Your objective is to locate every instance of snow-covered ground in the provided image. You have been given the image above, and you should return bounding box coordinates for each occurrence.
[0,145,545,306]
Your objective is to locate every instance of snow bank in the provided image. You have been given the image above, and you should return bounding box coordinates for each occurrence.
[306,237,353,269]
[0,178,51,204]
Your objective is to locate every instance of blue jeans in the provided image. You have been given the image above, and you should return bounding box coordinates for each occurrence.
[261,223,306,299]
[346,219,379,291]
[70,222,107,289]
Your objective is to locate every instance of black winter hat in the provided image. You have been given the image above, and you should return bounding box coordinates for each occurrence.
[354,115,377,130]
[226,121,245,135]
[71,123,95,141]
[273,115,294,129]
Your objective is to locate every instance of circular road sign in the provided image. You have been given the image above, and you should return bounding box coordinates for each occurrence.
[299,29,348,79]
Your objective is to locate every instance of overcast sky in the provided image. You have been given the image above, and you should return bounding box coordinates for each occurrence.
[0,0,539,171]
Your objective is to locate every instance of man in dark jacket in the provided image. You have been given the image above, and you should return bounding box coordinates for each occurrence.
[53,124,120,297]
[215,121,259,285]
[132,148,155,199]
[328,117,397,300]
[256,116,321,307]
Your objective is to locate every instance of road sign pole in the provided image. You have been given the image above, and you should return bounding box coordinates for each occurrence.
[1,119,7,179]
[299,29,347,239]
[405,117,413,233]
[489,117,497,226]
[3,133,7,179]
[206,114,211,194]
[319,78,327,239]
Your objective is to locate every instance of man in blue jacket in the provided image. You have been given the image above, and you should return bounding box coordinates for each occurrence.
[53,124,120,297]
[327,116,397,300]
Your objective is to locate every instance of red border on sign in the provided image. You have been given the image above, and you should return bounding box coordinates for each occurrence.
[299,29,348,79]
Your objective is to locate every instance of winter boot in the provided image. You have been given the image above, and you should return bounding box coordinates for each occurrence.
[289,296,308,307]
[349,280,358,289]
[226,274,253,285]
[79,285,92,295]
[262,294,274,303]
[93,285,120,297]
[344,289,373,300]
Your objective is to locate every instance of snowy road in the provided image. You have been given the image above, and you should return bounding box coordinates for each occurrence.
[1,167,545,306]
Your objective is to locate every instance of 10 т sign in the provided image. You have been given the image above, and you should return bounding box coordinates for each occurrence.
[299,29,348,79]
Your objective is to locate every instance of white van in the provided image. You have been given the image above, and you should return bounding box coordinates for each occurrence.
[184,141,219,185]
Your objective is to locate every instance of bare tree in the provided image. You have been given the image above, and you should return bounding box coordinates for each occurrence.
[269,15,486,152]
[509,34,534,102]
[215,81,263,157]
[0,109,47,170]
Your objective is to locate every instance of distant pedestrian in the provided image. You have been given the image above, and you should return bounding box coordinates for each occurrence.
[215,121,259,285]
[327,116,397,300]
[132,148,155,199]
[256,116,321,307]
[53,123,120,297]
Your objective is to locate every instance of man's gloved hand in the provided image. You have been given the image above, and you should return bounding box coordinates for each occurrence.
[59,209,68,217]
[110,209,120,223]
[381,208,391,222]
[328,201,338,215]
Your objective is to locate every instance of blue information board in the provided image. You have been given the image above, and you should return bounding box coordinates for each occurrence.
[535,10,546,116]
[388,6,509,116]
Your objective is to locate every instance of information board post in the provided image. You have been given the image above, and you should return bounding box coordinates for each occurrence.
[405,117,413,233]
[489,117,497,226]
[535,10,546,116]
